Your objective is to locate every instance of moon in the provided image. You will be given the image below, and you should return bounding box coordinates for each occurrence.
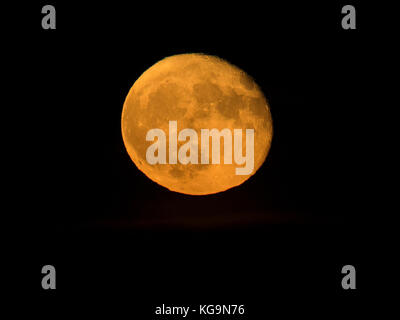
[121,53,273,195]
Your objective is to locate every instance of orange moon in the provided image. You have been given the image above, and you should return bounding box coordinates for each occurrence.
[121,53,273,195]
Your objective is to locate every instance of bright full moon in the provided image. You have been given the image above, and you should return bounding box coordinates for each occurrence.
[121,54,273,195]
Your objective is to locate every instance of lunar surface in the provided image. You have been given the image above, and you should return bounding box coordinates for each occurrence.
[121,53,273,195]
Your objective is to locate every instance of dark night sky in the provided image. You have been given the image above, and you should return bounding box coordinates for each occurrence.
[5,1,394,317]
[24,1,376,230]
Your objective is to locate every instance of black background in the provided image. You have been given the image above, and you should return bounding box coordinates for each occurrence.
[6,1,394,318]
